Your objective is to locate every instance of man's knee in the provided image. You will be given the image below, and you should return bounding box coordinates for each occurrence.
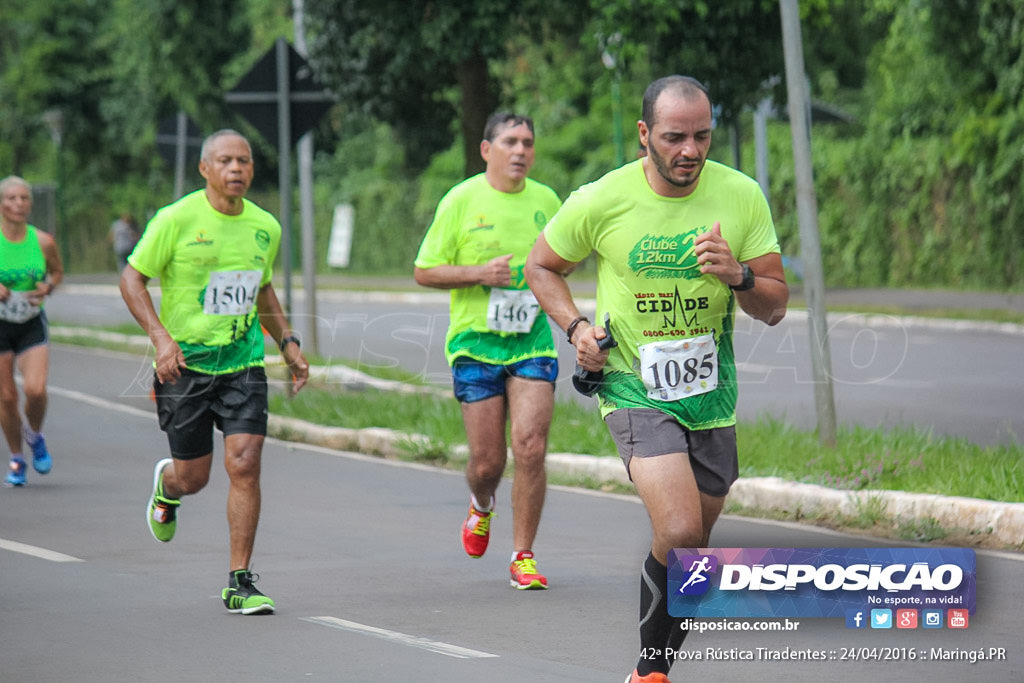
[467,448,507,483]
[173,463,211,495]
[657,515,706,549]
[511,429,547,463]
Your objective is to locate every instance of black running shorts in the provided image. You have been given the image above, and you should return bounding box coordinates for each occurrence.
[153,366,268,460]
[0,311,48,355]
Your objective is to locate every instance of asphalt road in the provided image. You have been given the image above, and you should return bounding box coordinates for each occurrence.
[1,345,1022,682]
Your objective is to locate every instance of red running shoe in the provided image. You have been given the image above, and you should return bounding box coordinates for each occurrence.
[509,550,548,590]
[624,670,670,683]
[461,503,494,558]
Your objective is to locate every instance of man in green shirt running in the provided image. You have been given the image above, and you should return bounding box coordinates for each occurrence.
[414,112,562,590]
[121,129,309,615]
[526,76,789,682]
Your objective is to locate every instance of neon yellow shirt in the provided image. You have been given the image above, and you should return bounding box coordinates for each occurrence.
[128,190,281,374]
[543,159,780,429]
[415,174,561,365]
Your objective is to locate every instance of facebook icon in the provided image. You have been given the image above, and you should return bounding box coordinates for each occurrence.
[845,609,867,629]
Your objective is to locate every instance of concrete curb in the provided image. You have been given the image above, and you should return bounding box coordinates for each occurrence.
[729,478,1024,549]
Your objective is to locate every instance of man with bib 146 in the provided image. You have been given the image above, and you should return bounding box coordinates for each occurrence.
[414,112,561,590]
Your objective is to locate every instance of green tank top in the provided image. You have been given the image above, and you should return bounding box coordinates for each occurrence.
[0,226,46,292]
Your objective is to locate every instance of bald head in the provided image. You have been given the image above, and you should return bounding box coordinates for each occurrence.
[641,76,712,129]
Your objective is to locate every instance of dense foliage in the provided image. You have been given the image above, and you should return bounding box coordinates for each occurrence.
[1,0,1021,288]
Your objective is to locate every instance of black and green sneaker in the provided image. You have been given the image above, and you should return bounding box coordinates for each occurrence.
[147,458,180,542]
[222,570,275,615]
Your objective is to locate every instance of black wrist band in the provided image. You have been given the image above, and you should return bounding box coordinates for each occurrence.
[730,264,756,292]
[565,316,590,344]
[279,335,301,351]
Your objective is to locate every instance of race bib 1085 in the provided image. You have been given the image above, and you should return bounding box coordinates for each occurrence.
[638,334,718,401]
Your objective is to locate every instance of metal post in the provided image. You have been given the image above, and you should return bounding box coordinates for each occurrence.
[601,33,626,167]
[174,110,188,200]
[611,74,625,166]
[275,37,293,314]
[780,0,837,446]
[294,0,319,356]
[42,109,70,268]
[754,98,771,200]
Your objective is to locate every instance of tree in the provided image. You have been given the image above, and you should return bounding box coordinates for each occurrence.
[303,0,578,176]
[0,0,114,176]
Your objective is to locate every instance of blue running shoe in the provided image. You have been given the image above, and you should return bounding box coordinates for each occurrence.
[25,429,52,474]
[5,458,27,487]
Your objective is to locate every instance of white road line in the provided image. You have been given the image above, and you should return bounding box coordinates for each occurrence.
[0,538,84,562]
[301,616,499,659]
[47,384,157,420]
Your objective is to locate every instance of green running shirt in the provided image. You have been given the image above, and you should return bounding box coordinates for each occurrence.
[128,190,281,375]
[415,174,562,366]
[543,159,781,429]
[0,225,46,293]
[0,226,47,323]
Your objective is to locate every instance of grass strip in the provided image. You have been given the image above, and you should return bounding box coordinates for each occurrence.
[270,384,1022,504]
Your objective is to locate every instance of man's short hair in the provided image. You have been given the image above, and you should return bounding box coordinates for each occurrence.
[483,112,534,142]
[200,129,251,162]
[641,76,712,128]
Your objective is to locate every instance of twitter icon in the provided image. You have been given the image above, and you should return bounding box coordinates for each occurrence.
[870,609,893,629]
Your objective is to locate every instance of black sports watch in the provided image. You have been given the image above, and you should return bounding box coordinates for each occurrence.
[279,335,301,351]
[730,264,756,292]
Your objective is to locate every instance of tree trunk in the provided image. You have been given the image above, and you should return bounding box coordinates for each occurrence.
[456,48,497,178]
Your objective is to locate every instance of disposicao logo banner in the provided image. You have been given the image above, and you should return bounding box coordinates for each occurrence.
[667,548,976,618]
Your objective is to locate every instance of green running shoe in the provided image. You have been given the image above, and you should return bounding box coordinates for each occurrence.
[222,570,275,615]
[147,458,180,542]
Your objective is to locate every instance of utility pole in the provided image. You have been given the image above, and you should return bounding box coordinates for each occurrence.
[293,0,319,356]
[780,0,838,446]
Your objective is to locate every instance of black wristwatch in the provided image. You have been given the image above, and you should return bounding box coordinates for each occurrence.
[730,264,756,292]
[279,335,301,351]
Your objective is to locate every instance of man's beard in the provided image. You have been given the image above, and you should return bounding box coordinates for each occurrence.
[649,145,704,189]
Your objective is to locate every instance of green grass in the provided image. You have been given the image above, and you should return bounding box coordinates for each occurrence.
[270,382,1023,504]
[268,383,618,459]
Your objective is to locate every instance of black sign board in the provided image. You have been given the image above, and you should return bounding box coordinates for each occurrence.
[226,41,334,147]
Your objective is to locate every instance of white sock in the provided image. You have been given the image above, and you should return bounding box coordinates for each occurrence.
[470,494,493,513]
[23,425,41,444]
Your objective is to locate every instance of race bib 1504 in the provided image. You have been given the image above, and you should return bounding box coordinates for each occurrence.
[203,270,261,316]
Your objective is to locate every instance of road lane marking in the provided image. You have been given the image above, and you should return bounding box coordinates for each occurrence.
[301,616,499,659]
[47,384,157,420]
[42,378,1024,565]
[0,538,84,562]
